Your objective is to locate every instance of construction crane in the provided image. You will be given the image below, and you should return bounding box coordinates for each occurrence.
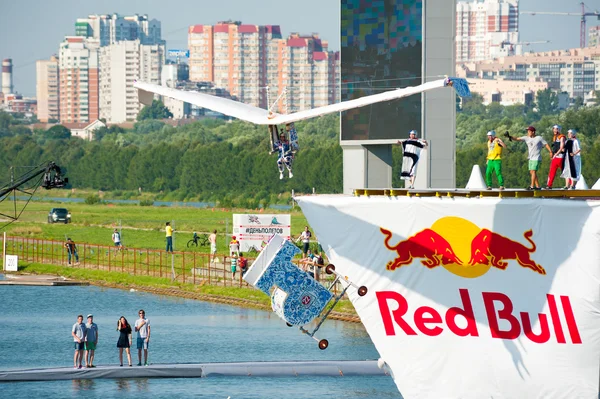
[520,2,600,48]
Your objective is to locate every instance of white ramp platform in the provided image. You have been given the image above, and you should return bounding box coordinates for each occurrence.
[0,360,388,382]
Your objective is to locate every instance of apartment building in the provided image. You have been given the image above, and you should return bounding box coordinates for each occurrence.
[589,26,600,48]
[281,34,340,112]
[465,77,548,105]
[36,55,60,122]
[99,40,165,123]
[75,14,163,46]
[58,37,100,123]
[457,46,600,100]
[456,0,519,62]
[188,21,339,112]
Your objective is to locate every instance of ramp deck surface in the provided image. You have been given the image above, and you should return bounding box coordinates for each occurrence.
[0,360,388,382]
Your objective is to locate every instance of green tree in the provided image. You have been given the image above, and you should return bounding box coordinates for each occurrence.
[45,125,71,139]
[460,93,486,116]
[0,111,12,131]
[136,100,173,121]
[535,89,559,115]
[486,102,504,118]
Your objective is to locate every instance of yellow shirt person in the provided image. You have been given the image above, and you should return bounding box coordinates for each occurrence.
[487,136,504,160]
[485,131,505,190]
[165,222,174,253]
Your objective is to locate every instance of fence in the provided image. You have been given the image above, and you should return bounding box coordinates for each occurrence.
[1,236,342,294]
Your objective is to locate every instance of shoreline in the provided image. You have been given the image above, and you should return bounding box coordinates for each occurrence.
[3,270,361,324]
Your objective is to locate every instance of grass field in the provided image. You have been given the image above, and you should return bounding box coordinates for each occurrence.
[10,263,357,315]
[1,198,359,319]
[0,199,311,253]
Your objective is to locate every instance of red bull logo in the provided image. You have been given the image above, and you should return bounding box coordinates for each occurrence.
[376,289,582,345]
[381,216,546,278]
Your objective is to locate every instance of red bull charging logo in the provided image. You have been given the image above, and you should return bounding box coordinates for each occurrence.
[380,216,546,278]
[375,217,584,345]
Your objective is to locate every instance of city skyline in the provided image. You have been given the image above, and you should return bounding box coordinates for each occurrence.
[0,0,597,96]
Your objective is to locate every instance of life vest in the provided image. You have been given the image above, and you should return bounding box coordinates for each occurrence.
[552,134,566,155]
[487,138,503,160]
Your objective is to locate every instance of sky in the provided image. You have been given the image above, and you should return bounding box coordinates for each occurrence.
[0,0,598,96]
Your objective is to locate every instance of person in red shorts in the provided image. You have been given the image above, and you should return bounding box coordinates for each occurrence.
[546,124,566,189]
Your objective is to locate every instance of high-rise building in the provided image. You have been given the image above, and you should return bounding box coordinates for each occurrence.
[457,46,600,100]
[99,40,165,123]
[456,0,519,62]
[36,55,60,122]
[75,14,164,46]
[188,21,339,112]
[589,26,600,48]
[58,37,100,123]
[279,34,340,112]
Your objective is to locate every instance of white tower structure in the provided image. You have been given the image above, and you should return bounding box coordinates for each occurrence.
[2,58,14,95]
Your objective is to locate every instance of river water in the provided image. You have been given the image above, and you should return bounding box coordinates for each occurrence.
[0,276,400,398]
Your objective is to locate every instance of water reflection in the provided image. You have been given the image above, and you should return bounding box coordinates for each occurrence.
[134,378,149,392]
[115,379,130,391]
[72,378,96,391]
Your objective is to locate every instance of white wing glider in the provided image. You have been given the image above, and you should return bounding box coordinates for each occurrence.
[134,78,470,125]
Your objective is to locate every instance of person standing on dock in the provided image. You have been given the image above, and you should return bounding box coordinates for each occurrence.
[116,316,132,367]
[165,222,174,254]
[84,314,98,368]
[72,315,87,369]
[135,309,151,366]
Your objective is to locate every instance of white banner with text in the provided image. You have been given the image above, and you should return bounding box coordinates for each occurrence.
[233,213,291,252]
[297,195,600,399]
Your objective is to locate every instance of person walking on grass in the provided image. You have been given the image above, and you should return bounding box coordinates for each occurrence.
[165,222,174,254]
[112,229,123,252]
[485,130,506,190]
[65,238,80,265]
[209,229,217,265]
[135,309,150,366]
[231,254,238,281]
[229,236,240,257]
[296,226,312,258]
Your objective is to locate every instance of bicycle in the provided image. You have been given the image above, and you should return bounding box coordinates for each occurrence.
[187,233,209,248]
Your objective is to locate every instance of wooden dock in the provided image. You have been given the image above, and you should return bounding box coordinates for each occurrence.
[0,274,89,286]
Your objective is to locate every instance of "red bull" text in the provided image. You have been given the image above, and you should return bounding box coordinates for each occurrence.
[376,289,582,344]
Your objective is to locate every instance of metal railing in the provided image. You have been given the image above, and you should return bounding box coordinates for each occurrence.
[1,236,341,294]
